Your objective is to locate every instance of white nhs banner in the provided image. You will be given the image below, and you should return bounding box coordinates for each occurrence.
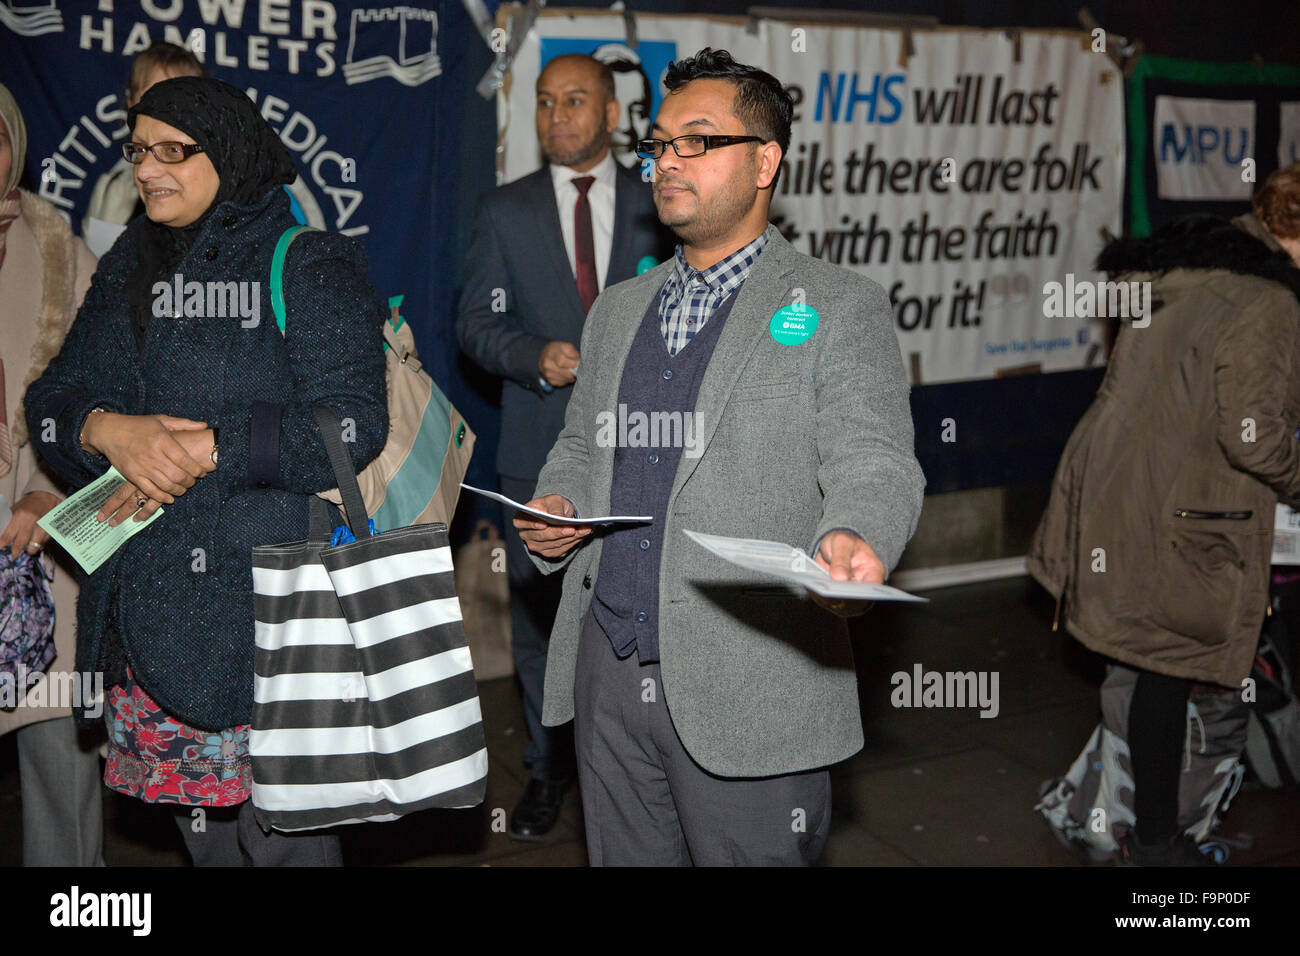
[1153,95,1255,201]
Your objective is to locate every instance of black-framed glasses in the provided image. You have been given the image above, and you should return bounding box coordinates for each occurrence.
[122,141,205,164]
[635,134,764,160]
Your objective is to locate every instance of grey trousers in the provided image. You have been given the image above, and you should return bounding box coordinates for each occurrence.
[574,609,832,866]
[15,716,105,867]
[500,474,574,782]
[171,800,343,866]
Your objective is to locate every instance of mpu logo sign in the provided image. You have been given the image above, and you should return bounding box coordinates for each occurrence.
[1153,95,1255,201]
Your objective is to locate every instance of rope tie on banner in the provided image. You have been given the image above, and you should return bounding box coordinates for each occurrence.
[898,28,915,69]
[619,5,639,50]
[1076,8,1144,77]
[1005,28,1022,64]
[475,0,545,100]
[461,0,494,46]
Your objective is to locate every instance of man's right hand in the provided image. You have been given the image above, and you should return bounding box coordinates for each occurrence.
[539,341,580,387]
[515,493,592,557]
[81,412,211,504]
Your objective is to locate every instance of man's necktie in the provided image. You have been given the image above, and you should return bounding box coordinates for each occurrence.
[571,175,599,313]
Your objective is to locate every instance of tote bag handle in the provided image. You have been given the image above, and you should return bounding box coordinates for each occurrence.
[311,405,372,541]
[268,227,373,542]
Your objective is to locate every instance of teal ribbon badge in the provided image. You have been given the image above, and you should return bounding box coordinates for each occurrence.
[770,303,819,345]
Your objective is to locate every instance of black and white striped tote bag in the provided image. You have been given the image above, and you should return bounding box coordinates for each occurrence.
[250,407,488,832]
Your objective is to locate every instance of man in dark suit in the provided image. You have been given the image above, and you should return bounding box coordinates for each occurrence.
[457,53,669,840]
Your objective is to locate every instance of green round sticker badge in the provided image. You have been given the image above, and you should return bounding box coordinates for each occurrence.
[636,255,659,275]
[770,304,819,345]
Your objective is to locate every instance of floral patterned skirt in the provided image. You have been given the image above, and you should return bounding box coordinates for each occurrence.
[103,667,252,806]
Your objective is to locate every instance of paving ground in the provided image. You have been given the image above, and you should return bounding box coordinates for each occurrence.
[2,576,1296,866]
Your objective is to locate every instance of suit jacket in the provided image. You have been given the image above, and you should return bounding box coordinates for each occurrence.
[457,161,669,480]
[528,227,926,777]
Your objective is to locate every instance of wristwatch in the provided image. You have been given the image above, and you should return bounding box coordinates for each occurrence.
[210,426,220,466]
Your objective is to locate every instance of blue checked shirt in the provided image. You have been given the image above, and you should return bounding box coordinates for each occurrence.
[658,226,772,356]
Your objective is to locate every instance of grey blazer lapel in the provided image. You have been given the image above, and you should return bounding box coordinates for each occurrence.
[532,168,586,320]
[669,228,799,502]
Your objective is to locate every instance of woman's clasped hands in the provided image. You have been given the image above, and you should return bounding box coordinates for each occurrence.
[80,412,217,525]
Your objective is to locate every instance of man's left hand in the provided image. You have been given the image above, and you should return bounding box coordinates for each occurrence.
[810,530,884,617]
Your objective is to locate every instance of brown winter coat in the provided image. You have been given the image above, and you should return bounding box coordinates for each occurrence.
[0,189,98,735]
[1028,214,1300,689]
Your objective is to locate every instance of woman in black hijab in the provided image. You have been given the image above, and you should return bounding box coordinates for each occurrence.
[26,76,389,866]
[123,76,297,357]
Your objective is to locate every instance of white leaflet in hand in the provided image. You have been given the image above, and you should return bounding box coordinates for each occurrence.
[683,530,927,603]
[459,483,652,526]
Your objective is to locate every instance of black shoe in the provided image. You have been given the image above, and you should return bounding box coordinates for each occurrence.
[508,777,572,841]
[1117,831,1217,866]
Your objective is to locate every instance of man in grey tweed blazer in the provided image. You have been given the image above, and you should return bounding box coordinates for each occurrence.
[516,48,924,865]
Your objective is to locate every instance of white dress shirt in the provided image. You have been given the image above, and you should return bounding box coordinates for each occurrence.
[549,149,617,292]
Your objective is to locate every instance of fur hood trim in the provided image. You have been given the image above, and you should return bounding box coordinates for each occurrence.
[1096,213,1300,305]
[12,189,78,448]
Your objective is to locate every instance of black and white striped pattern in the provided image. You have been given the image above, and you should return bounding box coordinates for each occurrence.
[251,523,487,832]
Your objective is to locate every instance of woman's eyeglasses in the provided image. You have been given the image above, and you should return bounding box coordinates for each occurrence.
[122,141,205,164]
[635,134,765,160]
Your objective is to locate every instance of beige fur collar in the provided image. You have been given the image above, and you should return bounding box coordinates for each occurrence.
[12,189,77,448]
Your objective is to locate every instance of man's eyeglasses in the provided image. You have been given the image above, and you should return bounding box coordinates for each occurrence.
[635,134,764,160]
[122,141,205,164]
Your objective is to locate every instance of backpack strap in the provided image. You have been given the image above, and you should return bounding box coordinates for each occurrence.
[269,224,318,335]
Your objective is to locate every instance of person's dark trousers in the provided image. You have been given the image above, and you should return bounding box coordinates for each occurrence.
[1127,667,1193,844]
[171,800,342,866]
[574,607,832,866]
[499,474,576,784]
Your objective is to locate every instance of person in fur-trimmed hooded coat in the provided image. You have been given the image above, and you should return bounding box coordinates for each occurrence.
[1028,203,1300,689]
[1027,164,1300,863]
[0,82,103,865]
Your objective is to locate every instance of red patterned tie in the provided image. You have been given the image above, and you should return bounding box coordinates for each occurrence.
[571,175,598,313]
